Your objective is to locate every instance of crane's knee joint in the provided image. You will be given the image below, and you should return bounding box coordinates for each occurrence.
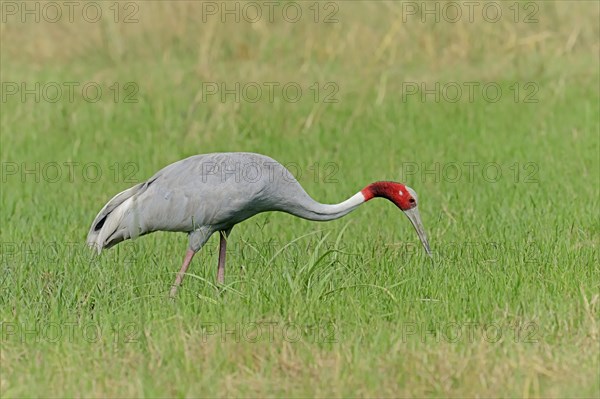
[188,227,213,252]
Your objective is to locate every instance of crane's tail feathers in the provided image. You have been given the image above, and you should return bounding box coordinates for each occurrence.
[86,182,146,254]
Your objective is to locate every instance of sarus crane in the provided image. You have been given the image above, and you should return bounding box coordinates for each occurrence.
[86,152,432,297]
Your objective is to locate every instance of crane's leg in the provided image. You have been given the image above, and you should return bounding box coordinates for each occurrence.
[169,227,213,298]
[170,249,196,298]
[217,230,230,284]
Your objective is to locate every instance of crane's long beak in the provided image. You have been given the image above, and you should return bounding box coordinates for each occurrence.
[403,207,432,257]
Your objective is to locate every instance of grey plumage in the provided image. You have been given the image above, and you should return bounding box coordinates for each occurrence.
[88,153,352,251]
[86,152,431,296]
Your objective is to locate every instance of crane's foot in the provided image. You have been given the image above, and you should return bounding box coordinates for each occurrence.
[169,249,196,299]
[169,284,180,299]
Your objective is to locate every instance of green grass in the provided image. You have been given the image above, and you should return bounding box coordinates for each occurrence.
[1,1,599,397]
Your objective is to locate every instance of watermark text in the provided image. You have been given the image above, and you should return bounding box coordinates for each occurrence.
[1,81,139,104]
[1,1,139,24]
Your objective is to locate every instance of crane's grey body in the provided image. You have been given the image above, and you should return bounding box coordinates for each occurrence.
[135,152,294,234]
[87,153,359,254]
[86,152,431,296]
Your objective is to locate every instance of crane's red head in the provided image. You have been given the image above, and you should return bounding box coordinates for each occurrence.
[361,181,431,256]
[361,181,418,211]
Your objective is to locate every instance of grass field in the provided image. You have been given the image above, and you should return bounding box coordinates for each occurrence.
[1,1,599,397]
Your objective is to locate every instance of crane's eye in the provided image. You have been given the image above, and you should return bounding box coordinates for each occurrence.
[409,198,415,204]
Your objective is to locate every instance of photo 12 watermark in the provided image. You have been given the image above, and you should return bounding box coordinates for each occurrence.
[0,241,140,269]
[1,162,140,184]
[401,81,539,104]
[196,160,340,184]
[1,81,139,104]
[199,1,340,24]
[198,321,338,343]
[398,162,539,184]
[0,321,140,344]
[200,81,339,104]
[399,321,539,343]
[399,1,539,24]
[1,241,93,266]
[1,1,140,24]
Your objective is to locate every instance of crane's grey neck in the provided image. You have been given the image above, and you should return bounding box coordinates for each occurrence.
[281,192,366,221]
